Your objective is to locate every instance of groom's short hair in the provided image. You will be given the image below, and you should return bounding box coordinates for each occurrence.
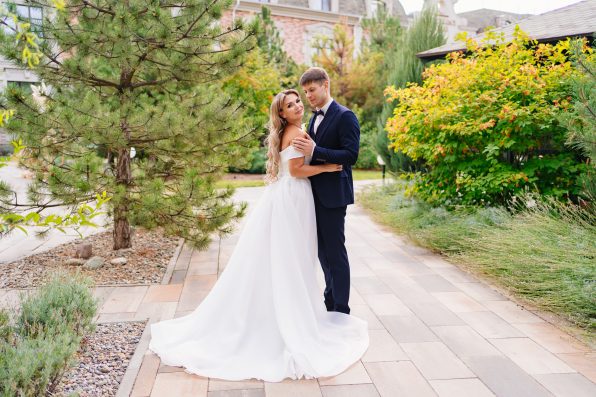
[300,67,329,86]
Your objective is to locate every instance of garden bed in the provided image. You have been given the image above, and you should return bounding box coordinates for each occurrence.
[0,228,180,288]
[54,321,147,397]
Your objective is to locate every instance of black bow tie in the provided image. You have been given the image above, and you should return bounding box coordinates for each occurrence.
[312,109,325,117]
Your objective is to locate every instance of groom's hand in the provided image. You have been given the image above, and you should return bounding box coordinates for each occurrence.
[292,133,315,156]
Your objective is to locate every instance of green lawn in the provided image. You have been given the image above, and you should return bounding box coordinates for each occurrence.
[216,169,383,189]
[358,182,596,338]
[215,179,265,189]
[353,169,383,180]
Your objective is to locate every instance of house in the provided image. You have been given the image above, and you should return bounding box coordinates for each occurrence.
[0,0,44,92]
[0,0,532,90]
[417,0,596,61]
[220,0,408,65]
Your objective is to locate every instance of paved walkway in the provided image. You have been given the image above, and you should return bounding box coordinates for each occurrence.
[2,184,595,396]
[0,161,107,263]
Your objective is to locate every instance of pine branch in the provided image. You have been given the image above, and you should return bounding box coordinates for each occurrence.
[80,0,115,16]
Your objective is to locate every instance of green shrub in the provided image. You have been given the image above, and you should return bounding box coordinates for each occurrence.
[0,310,11,344]
[0,329,79,397]
[229,147,267,174]
[355,123,381,170]
[17,273,97,338]
[386,30,589,205]
[0,273,97,396]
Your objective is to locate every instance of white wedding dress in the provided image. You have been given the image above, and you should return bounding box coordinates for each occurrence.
[149,146,369,382]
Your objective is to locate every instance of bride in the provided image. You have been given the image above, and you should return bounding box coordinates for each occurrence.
[149,89,369,382]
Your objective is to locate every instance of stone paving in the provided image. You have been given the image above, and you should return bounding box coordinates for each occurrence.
[1,185,595,397]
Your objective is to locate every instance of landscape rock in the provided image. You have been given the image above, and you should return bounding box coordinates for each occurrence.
[65,258,86,266]
[54,321,146,397]
[110,257,127,266]
[84,256,105,270]
[75,243,93,259]
[1,228,179,288]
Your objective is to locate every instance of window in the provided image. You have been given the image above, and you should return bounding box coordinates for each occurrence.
[7,81,34,95]
[17,4,42,35]
[314,0,330,12]
[1,4,43,37]
[304,23,333,65]
[371,0,387,16]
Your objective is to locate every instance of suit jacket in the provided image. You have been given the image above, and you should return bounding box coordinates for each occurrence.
[308,100,360,208]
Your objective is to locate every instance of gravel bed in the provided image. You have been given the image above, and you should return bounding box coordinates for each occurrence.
[0,228,179,288]
[54,321,147,397]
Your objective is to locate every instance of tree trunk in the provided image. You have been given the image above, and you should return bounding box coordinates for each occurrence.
[113,207,132,249]
[114,85,133,250]
[113,147,132,250]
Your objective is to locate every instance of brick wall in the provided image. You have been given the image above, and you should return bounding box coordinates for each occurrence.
[222,9,355,65]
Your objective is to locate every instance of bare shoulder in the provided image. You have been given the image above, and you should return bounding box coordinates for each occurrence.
[281,124,305,149]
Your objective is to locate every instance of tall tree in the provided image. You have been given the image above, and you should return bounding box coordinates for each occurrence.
[375,7,445,173]
[254,6,299,88]
[0,0,258,249]
[312,23,355,105]
[560,39,595,203]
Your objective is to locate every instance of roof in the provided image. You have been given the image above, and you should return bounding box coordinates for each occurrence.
[417,0,596,60]
[458,8,530,32]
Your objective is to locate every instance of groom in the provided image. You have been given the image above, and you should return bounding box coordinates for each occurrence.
[293,67,360,315]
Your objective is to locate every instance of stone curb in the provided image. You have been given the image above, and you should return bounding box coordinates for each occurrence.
[161,238,184,285]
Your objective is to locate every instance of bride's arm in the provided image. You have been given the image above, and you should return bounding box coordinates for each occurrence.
[282,127,341,178]
[288,157,342,178]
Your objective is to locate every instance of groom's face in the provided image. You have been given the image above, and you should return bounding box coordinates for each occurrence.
[302,80,329,110]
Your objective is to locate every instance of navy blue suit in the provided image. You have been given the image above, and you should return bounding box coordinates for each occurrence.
[307,100,360,314]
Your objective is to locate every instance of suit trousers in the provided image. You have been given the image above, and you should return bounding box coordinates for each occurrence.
[313,193,350,314]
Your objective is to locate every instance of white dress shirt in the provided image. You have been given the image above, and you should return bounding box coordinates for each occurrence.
[311,97,333,156]
[314,97,334,135]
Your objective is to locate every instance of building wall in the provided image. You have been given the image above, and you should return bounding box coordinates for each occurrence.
[223,10,342,65]
[224,1,374,65]
[0,0,42,91]
[223,9,359,65]
[341,0,366,15]
[282,0,310,7]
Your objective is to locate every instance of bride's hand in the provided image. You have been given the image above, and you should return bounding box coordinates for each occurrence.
[323,163,342,173]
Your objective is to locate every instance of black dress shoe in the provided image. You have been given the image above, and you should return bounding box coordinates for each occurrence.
[334,304,350,315]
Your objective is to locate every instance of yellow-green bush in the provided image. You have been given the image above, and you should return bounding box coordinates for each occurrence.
[386,28,589,205]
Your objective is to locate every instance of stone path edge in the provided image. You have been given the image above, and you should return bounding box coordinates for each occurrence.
[161,238,185,285]
[114,237,184,397]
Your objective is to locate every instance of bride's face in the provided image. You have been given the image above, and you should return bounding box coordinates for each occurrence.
[279,94,304,124]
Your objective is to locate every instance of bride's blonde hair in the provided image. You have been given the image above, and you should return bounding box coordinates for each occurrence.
[265,89,300,183]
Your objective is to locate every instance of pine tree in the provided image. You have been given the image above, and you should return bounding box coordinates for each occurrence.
[254,5,298,87]
[374,7,445,173]
[0,0,258,249]
[560,39,596,203]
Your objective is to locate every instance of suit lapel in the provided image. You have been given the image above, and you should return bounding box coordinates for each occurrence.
[314,101,338,144]
[307,115,316,139]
